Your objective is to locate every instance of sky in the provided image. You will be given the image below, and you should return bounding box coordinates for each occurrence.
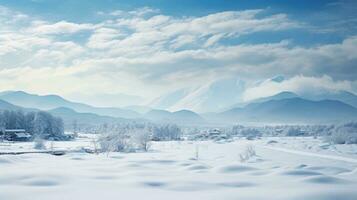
[0,0,356,108]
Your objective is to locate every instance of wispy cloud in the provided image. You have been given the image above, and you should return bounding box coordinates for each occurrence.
[243,75,354,101]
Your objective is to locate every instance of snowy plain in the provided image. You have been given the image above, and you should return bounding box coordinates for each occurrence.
[1,135,357,200]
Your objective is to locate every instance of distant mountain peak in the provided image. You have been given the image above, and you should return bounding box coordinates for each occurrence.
[218,97,357,124]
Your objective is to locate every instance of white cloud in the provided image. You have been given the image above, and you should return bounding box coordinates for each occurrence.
[87,27,123,49]
[109,7,160,17]
[29,20,94,35]
[0,5,356,106]
[0,33,51,55]
[243,75,353,101]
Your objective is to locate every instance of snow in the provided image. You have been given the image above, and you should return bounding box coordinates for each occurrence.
[1,135,357,200]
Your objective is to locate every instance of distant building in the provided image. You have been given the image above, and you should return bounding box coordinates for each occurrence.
[1,129,31,141]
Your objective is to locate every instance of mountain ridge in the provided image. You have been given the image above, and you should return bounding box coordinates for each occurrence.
[216,97,357,124]
[0,90,141,119]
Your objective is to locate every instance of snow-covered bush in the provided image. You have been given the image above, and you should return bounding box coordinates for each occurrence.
[98,126,152,153]
[133,130,151,152]
[33,137,46,150]
[230,125,244,136]
[239,145,256,162]
[329,122,357,144]
[240,128,262,139]
[98,131,128,153]
[286,127,304,136]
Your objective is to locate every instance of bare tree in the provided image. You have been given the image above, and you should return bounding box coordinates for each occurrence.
[239,145,256,162]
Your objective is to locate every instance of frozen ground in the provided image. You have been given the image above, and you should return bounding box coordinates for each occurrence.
[1,135,357,200]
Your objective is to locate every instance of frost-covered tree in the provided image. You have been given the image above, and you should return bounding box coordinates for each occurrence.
[152,124,182,141]
[0,110,65,140]
[98,128,128,153]
[329,122,357,144]
[97,124,154,153]
[286,127,304,136]
[240,128,261,138]
[0,113,5,141]
[133,129,151,152]
[24,112,36,134]
[33,111,64,139]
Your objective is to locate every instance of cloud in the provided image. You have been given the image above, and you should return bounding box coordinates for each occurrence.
[87,27,123,49]
[0,32,51,55]
[243,75,353,101]
[0,5,28,27]
[109,7,160,17]
[0,5,356,105]
[29,20,94,35]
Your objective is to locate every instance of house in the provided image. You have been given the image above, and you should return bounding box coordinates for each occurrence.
[2,129,31,141]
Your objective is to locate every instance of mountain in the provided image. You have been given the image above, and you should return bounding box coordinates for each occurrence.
[225,91,299,110]
[0,99,23,111]
[216,97,357,124]
[49,107,132,127]
[124,105,152,114]
[0,91,205,125]
[145,109,172,121]
[0,99,39,112]
[251,91,299,104]
[69,93,144,107]
[0,98,133,127]
[148,77,245,113]
[148,89,189,111]
[0,91,141,119]
[302,90,357,108]
[145,109,205,124]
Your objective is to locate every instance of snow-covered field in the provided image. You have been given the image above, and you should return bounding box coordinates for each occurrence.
[1,136,357,200]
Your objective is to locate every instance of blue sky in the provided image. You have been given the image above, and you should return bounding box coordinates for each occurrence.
[0,0,356,109]
[1,0,355,45]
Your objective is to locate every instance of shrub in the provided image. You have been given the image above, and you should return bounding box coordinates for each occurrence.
[286,127,304,136]
[240,128,262,139]
[134,131,151,152]
[329,122,357,144]
[33,137,46,150]
[98,131,128,153]
[98,127,152,153]
[152,124,182,141]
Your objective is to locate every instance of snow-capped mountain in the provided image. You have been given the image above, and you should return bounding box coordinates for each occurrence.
[148,77,245,113]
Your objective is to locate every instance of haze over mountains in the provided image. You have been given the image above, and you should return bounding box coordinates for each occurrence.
[0,89,356,126]
[0,91,141,119]
[149,78,245,113]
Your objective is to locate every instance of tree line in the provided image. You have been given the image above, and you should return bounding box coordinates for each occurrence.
[0,110,65,140]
